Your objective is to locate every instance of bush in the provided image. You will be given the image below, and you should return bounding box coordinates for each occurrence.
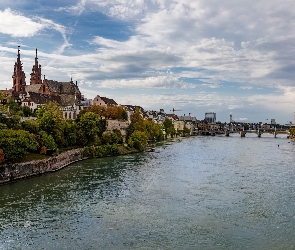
[83,144,120,158]
[127,131,148,151]
[0,149,4,163]
[0,129,39,161]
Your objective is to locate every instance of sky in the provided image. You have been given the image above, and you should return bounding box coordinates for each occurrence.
[0,0,295,124]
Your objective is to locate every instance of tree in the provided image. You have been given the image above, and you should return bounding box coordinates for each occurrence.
[76,112,102,146]
[101,129,123,145]
[6,98,21,115]
[22,106,32,117]
[163,118,175,138]
[64,120,78,146]
[39,131,57,150]
[21,120,40,134]
[36,102,66,146]
[126,108,145,140]
[121,108,128,120]
[128,131,148,151]
[143,119,164,141]
[86,105,106,117]
[0,129,39,161]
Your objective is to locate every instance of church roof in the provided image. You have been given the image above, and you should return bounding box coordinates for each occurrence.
[46,80,61,93]
[27,92,61,104]
[101,97,117,106]
[25,84,42,93]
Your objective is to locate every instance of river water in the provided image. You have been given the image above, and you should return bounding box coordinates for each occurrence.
[1,133,295,249]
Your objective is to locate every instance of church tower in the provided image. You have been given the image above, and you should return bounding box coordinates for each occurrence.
[12,46,26,92]
[30,48,42,85]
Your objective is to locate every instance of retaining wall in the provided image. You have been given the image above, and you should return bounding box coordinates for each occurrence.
[0,148,87,185]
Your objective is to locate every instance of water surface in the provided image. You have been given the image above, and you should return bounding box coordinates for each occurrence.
[1,134,295,249]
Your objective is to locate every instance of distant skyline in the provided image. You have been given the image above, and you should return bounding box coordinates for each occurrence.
[1,1,295,123]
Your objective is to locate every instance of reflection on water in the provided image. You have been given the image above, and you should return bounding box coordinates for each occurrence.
[1,135,295,249]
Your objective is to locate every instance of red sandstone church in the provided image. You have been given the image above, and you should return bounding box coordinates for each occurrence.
[1,47,84,119]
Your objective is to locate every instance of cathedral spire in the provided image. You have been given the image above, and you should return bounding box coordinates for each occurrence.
[30,48,42,85]
[12,46,26,92]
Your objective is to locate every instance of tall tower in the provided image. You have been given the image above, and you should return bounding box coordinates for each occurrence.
[12,46,26,92]
[230,113,233,123]
[30,48,42,85]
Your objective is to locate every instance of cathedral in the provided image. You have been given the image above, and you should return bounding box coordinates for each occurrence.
[2,46,83,119]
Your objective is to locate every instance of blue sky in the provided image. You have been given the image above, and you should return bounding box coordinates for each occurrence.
[1,0,295,124]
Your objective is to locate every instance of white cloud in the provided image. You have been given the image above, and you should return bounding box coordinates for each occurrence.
[0,8,43,37]
[56,0,87,16]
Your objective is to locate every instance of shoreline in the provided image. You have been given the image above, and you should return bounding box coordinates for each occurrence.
[0,139,180,185]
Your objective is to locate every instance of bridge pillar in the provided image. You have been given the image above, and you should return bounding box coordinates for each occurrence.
[274,131,277,138]
[240,131,246,137]
[257,131,261,137]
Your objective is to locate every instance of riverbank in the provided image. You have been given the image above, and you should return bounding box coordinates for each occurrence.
[0,145,140,185]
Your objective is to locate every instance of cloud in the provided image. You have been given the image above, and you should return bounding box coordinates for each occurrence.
[96,74,195,89]
[0,8,43,37]
[55,0,87,16]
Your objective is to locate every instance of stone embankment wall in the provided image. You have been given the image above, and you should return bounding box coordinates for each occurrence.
[106,119,129,136]
[0,148,87,185]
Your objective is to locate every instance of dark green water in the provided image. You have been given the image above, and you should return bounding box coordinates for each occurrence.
[1,134,295,249]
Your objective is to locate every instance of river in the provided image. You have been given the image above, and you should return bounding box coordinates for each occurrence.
[1,133,295,249]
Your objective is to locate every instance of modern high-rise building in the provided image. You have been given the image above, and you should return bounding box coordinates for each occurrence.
[205,112,216,123]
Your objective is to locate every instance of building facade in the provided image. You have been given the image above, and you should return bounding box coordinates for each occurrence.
[2,47,83,119]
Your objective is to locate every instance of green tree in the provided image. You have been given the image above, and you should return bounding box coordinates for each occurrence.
[128,131,148,151]
[163,118,175,138]
[101,129,123,145]
[22,106,32,117]
[21,120,40,134]
[39,131,57,150]
[143,120,164,142]
[0,129,39,161]
[6,98,21,115]
[126,108,145,140]
[36,102,66,146]
[64,120,78,146]
[76,112,102,146]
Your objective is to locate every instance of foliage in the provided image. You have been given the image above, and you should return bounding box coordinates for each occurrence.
[64,120,78,146]
[163,118,175,138]
[6,115,21,129]
[6,98,21,115]
[0,149,4,163]
[87,105,128,120]
[143,120,164,141]
[36,102,66,146]
[40,146,47,155]
[126,108,145,140]
[0,129,39,161]
[127,131,148,151]
[76,112,102,146]
[21,120,40,134]
[22,106,32,117]
[101,129,123,145]
[0,123,7,129]
[83,144,120,158]
[86,105,106,117]
[39,131,57,150]
[183,126,191,135]
[289,128,295,136]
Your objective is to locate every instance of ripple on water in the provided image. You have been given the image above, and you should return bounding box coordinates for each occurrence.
[1,136,295,249]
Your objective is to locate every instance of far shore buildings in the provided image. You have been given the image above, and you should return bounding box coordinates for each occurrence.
[1,47,83,119]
